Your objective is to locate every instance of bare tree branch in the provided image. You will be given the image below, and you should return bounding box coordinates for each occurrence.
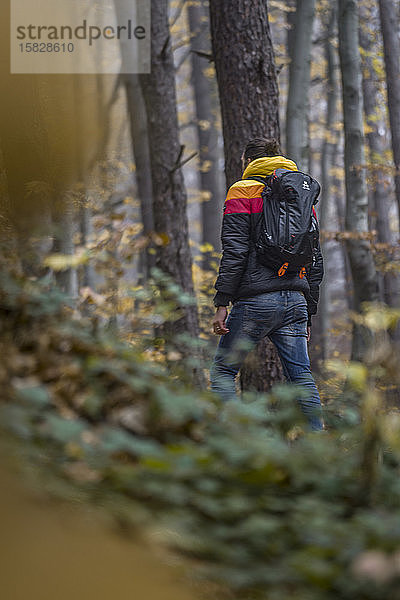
[191,49,214,62]
[170,150,198,174]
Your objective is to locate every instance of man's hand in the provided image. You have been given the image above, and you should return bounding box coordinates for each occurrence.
[213,306,229,335]
[307,326,311,342]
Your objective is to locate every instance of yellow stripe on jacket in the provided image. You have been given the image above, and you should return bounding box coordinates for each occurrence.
[224,155,298,213]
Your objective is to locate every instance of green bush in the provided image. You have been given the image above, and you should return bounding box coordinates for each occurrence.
[1,272,400,600]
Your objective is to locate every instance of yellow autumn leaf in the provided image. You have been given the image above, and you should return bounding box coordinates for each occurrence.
[44,252,89,271]
[80,287,106,306]
[198,119,211,131]
[167,351,182,361]
[326,359,368,392]
[200,190,212,202]
[120,296,137,312]
[199,243,214,253]
[120,224,144,247]
[364,123,375,134]
[200,160,212,173]
[202,66,215,79]
[97,229,111,244]
[152,232,170,246]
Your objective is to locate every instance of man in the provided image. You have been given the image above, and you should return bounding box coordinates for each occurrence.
[210,137,324,431]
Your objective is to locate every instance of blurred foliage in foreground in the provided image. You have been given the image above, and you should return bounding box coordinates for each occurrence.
[1,271,400,600]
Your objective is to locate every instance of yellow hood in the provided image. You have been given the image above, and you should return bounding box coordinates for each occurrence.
[242,156,298,179]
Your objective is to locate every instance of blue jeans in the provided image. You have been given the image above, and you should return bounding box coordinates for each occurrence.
[210,291,323,431]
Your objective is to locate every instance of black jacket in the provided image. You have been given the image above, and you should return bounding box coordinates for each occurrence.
[213,157,324,326]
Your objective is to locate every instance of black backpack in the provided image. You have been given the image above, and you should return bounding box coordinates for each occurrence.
[246,168,321,278]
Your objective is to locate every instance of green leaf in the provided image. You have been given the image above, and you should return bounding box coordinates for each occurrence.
[15,385,51,409]
[41,414,87,444]
[99,426,162,458]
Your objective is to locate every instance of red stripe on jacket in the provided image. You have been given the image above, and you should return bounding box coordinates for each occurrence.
[224,197,263,214]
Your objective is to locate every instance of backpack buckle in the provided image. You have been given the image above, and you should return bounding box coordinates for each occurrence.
[278,262,289,277]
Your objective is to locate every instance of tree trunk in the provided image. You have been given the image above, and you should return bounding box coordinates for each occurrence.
[188,1,222,264]
[338,0,379,361]
[0,143,9,218]
[113,0,155,282]
[335,187,354,313]
[378,0,400,227]
[0,140,18,270]
[123,74,155,282]
[139,0,204,386]
[285,0,316,170]
[360,5,399,312]
[209,0,280,187]
[51,199,79,297]
[314,6,340,363]
[72,76,96,292]
[209,0,285,391]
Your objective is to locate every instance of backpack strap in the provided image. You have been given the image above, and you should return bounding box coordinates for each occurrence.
[242,176,271,246]
[243,176,270,185]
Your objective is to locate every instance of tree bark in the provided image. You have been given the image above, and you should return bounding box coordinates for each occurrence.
[338,0,379,360]
[209,0,285,391]
[72,76,96,292]
[378,0,400,227]
[113,0,155,282]
[51,199,78,297]
[285,0,316,170]
[139,0,204,386]
[0,140,18,270]
[360,5,399,312]
[123,74,155,282]
[209,0,280,187]
[314,6,340,363]
[188,1,222,263]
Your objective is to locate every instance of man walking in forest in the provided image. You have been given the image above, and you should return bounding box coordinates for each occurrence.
[210,138,324,431]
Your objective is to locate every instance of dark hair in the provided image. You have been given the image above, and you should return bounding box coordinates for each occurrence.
[244,137,281,161]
